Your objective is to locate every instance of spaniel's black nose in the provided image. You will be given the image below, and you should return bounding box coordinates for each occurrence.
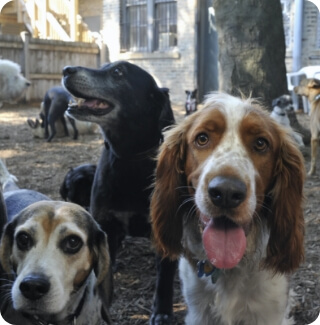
[208,176,247,209]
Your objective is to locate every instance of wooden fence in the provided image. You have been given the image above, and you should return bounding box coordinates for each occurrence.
[0,33,100,102]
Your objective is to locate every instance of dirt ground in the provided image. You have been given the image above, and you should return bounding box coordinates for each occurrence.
[0,103,319,325]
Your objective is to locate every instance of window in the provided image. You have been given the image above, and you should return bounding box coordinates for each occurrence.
[120,0,177,53]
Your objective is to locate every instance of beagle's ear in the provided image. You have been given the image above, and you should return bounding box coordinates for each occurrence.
[93,228,113,324]
[0,220,16,274]
[151,121,190,260]
[265,129,305,274]
[0,189,7,238]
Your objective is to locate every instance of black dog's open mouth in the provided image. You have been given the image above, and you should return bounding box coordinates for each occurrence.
[68,97,114,116]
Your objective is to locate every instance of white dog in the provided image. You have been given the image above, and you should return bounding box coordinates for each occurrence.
[0,59,31,108]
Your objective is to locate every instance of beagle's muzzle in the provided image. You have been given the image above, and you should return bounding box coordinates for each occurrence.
[0,201,113,325]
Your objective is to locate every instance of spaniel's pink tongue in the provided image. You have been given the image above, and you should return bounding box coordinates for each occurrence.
[202,218,246,269]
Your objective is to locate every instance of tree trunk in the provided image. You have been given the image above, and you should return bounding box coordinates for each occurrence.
[212,0,288,109]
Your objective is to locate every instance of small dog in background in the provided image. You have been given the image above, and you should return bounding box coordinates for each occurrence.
[294,78,320,175]
[27,109,97,139]
[185,89,198,115]
[42,86,79,142]
[60,163,97,210]
[0,59,31,108]
[270,94,305,148]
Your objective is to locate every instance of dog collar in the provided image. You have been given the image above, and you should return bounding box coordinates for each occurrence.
[104,139,162,161]
[197,260,221,284]
[23,287,88,325]
[314,94,320,102]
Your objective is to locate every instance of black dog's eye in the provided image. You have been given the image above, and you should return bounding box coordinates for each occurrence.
[61,235,83,254]
[195,133,209,147]
[16,232,33,251]
[253,137,269,153]
[113,67,123,77]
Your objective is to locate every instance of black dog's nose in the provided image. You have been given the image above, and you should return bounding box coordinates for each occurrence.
[63,66,77,77]
[208,176,247,209]
[19,275,50,300]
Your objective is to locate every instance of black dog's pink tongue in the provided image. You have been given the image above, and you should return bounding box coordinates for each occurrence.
[202,218,246,269]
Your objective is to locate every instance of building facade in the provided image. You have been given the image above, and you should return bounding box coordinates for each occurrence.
[101,0,205,104]
[282,0,320,71]
[103,0,320,103]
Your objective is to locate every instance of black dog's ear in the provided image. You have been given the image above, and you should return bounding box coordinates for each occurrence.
[93,229,113,323]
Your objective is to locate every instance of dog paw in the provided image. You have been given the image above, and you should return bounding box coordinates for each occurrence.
[150,313,173,325]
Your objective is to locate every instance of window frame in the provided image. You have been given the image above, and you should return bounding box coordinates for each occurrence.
[120,0,178,53]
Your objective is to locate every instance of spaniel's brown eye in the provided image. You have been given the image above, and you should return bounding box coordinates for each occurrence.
[254,137,269,152]
[195,133,209,147]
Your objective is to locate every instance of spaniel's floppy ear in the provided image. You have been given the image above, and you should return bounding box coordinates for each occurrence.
[265,130,305,274]
[151,122,190,260]
[93,227,113,324]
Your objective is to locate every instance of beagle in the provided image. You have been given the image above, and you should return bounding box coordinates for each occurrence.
[0,200,113,325]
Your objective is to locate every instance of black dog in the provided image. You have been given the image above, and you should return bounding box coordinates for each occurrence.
[43,86,78,142]
[63,61,177,324]
[185,89,197,115]
[60,163,97,210]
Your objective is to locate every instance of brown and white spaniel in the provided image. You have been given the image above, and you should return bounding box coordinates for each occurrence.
[151,93,305,325]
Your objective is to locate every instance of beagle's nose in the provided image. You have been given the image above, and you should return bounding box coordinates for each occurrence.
[19,274,50,300]
[208,176,247,209]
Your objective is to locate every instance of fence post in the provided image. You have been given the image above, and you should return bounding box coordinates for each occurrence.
[21,31,31,102]
[70,0,79,41]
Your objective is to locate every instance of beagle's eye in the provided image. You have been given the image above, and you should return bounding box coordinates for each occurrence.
[195,133,209,147]
[113,67,123,77]
[61,235,83,254]
[16,232,33,251]
[254,137,269,152]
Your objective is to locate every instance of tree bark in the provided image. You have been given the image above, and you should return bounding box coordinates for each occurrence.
[213,0,288,108]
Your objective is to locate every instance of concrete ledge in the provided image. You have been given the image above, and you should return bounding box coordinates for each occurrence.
[119,51,181,60]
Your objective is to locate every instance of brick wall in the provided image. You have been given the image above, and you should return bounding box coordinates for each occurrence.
[286,1,320,72]
[103,1,320,102]
[101,0,197,104]
[301,2,320,67]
